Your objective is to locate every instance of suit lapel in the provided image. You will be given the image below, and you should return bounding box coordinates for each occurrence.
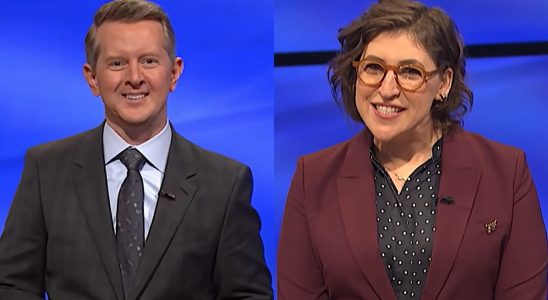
[338,131,397,300]
[72,124,125,300]
[128,132,198,300]
[422,129,481,299]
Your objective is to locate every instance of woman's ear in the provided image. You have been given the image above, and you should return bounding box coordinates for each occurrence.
[437,67,453,101]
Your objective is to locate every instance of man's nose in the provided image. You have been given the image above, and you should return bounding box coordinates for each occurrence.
[126,62,145,87]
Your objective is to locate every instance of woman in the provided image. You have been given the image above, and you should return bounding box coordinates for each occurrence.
[277,0,547,299]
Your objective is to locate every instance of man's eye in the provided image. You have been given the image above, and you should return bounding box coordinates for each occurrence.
[108,61,126,69]
[142,58,159,66]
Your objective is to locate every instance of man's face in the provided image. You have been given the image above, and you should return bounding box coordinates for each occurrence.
[83,20,183,143]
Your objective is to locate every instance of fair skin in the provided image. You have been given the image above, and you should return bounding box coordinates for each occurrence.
[83,20,184,145]
[355,31,453,192]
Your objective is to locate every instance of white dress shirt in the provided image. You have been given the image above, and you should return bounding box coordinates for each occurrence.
[103,122,171,239]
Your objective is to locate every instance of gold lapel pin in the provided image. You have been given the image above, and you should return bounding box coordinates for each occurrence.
[484,219,497,234]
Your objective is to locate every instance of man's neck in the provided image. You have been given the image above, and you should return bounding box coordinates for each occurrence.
[106,119,167,146]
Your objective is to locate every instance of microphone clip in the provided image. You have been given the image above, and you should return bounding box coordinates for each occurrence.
[159,190,176,201]
[439,196,454,205]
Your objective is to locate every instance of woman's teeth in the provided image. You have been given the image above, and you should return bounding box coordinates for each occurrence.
[375,104,402,115]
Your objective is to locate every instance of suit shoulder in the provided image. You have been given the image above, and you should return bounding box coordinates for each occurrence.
[454,129,523,159]
[302,139,352,165]
[195,144,247,170]
[26,127,99,159]
[298,136,356,178]
[176,135,248,173]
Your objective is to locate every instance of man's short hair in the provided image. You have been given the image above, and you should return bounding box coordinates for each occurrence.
[85,0,176,71]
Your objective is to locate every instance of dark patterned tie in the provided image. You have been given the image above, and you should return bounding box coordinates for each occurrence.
[116,147,146,296]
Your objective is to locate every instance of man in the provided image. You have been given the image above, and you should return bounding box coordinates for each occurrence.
[0,0,273,299]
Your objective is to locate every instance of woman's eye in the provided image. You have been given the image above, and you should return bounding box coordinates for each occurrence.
[399,66,422,79]
[364,63,384,74]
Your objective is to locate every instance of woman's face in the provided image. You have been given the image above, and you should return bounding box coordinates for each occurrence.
[355,31,452,144]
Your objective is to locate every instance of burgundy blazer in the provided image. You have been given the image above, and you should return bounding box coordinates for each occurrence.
[278,128,547,300]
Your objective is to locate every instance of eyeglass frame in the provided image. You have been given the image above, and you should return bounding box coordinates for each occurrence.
[352,59,440,92]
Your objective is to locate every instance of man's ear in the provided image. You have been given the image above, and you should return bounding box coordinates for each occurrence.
[169,57,184,92]
[83,64,101,96]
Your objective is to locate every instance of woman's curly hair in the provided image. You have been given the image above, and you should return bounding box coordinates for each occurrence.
[328,0,473,134]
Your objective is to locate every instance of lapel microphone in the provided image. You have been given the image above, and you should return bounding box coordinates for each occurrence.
[439,196,455,205]
[159,190,176,201]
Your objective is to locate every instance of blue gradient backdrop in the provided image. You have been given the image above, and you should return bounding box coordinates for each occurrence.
[274,0,548,295]
[2,0,548,298]
[275,0,548,52]
[0,0,275,285]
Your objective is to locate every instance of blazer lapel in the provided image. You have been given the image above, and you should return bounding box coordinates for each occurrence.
[338,131,397,300]
[128,132,198,300]
[422,129,481,299]
[72,124,125,300]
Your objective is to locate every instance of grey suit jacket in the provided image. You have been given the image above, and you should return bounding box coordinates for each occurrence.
[0,124,273,300]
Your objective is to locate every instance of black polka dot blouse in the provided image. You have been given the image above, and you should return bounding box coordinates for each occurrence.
[370,139,442,299]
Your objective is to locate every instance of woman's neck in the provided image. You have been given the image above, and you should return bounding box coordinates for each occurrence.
[374,127,441,171]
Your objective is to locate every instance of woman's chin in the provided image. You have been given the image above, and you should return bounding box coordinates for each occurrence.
[368,126,401,144]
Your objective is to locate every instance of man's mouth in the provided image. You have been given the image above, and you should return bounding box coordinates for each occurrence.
[123,93,147,101]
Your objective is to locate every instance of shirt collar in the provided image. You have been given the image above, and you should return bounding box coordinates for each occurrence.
[103,121,172,172]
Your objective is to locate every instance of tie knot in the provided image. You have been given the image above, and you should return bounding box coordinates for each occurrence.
[118,148,146,171]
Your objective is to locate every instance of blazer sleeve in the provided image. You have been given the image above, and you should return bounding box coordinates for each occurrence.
[277,157,330,300]
[494,151,547,299]
[0,149,46,299]
[213,165,273,299]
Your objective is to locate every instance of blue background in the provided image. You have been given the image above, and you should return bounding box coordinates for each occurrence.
[275,0,548,52]
[274,0,548,295]
[0,0,275,287]
[1,0,548,298]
